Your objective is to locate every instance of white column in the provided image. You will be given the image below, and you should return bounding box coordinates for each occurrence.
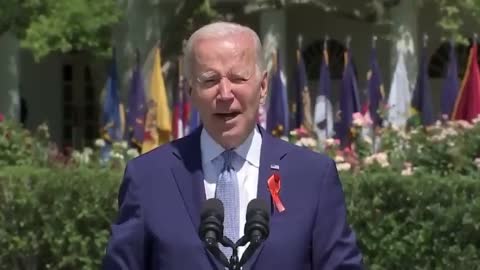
[0,32,20,120]
[259,9,287,78]
[390,0,419,92]
[114,0,174,101]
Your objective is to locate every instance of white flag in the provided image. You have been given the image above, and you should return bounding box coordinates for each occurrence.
[387,51,411,128]
[314,95,334,142]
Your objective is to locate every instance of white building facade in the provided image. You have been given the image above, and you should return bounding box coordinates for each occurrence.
[0,0,476,148]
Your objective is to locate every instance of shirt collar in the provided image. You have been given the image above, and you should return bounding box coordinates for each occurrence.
[200,126,262,168]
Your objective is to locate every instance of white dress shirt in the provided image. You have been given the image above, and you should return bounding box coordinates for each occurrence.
[200,126,262,259]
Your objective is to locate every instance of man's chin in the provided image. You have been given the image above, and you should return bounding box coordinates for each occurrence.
[217,124,247,148]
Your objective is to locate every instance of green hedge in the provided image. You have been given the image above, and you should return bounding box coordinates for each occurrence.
[0,167,120,270]
[1,167,480,269]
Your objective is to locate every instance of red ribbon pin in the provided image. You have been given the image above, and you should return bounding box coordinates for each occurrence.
[267,172,285,213]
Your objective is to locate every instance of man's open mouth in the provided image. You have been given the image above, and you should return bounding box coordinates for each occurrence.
[215,112,241,120]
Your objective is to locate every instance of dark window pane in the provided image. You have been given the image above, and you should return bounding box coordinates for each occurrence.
[85,85,95,101]
[85,104,96,120]
[85,125,98,140]
[63,84,73,102]
[63,65,73,81]
[63,125,72,139]
[63,104,73,120]
[84,66,92,82]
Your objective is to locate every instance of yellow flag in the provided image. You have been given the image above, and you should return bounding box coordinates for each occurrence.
[142,47,171,153]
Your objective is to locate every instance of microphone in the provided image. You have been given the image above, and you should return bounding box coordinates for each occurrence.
[245,199,270,245]
[199,198,270,270]
[199,198,224,247]
[238,199,270,266]
[199,199,230,268]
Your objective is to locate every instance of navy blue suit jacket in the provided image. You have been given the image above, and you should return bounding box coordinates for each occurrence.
[102,126,363,269]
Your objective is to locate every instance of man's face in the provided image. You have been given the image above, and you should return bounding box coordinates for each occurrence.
[189,33,268,148]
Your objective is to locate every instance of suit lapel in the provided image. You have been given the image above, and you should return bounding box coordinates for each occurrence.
[243,126,289,269]
[170,128,224,270]
[170,127,206,232]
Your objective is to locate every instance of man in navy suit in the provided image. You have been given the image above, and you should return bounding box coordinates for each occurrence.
[102,21,363,269]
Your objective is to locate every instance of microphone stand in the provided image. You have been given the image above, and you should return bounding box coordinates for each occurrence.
[204,237,230,269]
[214,235,263,270]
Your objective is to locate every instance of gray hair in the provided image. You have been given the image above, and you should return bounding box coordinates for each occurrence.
[183,21,265,82]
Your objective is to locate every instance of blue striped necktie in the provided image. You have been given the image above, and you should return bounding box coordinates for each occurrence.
[215,150,240,259]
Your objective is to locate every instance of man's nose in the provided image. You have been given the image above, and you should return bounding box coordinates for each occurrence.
[218,77,234,100]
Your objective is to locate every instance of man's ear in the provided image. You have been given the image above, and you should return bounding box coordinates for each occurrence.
[259,71,268,105]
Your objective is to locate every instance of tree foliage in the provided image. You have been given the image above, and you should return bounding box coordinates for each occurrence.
[0,0,122,61]
[244,0,480,39]
[2,0,480,62]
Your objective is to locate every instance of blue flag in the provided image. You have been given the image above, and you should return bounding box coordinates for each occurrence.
[294,48,308,129]
[337,49,360,146]
[411,46,434,126]
[126,50,147,149]
[367,47,385,128]
[101,49,124,158]
[314,46,334,140]
[441,40,459,118]
[266,51,289,137]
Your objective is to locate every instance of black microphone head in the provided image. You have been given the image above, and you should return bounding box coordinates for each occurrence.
[245,199,270,242]
[199,199,224,245]
[201,198,224,222]
[246,199,269,221]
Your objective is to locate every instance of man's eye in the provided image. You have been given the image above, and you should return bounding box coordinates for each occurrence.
[200,78,217,84]
[231,77,248,83]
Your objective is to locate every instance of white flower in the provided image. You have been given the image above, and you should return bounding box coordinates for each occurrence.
[457,120,473,129]
[296,137,318,148]
[95,139,106,148]
[83,147,93,155]
[113,141,128,150]
[72,150,90,164]
[443,128,458,137]
[474,158,480,169]
[375,152,388,164]
[334,155,345,163]
[80,153,90,164]
[401,167,413,176]
[305,138,317,147]
[111,152,124,160]
[127,149,140,158]
[336,162,351,171]
[280,136,289,142]
[364,152,389,167]
[398,130,410,140]
[325,138,336,146]
[363,136,373,145]
[120,141,128,149]
[473,115,480,124]
[72,151,82,161]
[364,155,375,165]
[391,124,401,132]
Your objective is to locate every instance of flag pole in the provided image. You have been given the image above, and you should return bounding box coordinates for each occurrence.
[324,34,329,139]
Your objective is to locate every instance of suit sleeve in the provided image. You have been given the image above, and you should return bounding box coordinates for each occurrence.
[312,159,364,270]
[102,163,147,270]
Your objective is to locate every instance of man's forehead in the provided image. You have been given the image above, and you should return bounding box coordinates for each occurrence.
[193,33,254,54]
[193,41,255,66]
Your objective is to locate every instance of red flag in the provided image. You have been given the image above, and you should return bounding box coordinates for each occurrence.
[451,43,480,121]
[181,80,190,135]
[172,101,181,139]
